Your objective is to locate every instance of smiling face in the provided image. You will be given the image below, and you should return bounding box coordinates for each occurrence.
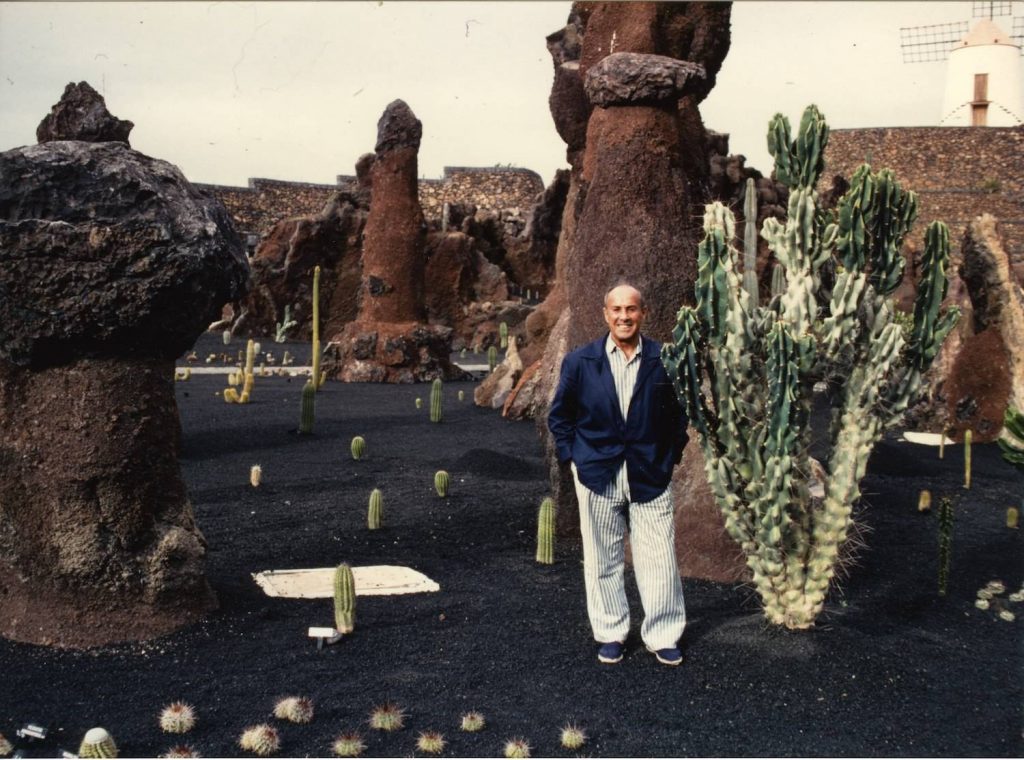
[603,285,646,348]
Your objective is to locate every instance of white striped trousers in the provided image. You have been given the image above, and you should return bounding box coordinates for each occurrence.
[572,464,686,650]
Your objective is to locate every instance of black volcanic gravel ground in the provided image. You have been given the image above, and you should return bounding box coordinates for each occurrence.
[0,332,1021,758]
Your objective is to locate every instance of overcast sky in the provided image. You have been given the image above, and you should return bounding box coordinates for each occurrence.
[1,1,1019,188]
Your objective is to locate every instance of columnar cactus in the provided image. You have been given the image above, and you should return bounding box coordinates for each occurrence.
[434,470,450,497]
[367,488,382,530]
[499,321,509,349]
[299,380,315,434]
[938,494,955,596]
[536,497,555,565]
[964,429,973,489]
[333,563,355,634]
[275,304,297,343]
[660,105,959,630]
[350,436,366,460]
[742,177,759,305]
[487,345,499,372]
[311,266,322,390]
[430,377,443,423]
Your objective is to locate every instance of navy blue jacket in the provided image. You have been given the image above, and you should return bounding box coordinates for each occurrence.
[547,334,689,503]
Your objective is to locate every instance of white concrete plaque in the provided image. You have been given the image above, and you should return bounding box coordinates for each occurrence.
[253,565,440,599]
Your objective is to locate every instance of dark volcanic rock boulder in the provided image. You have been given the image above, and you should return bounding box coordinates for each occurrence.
[36,81,134,145]
[584,52,706,106]
[0,138,246,648]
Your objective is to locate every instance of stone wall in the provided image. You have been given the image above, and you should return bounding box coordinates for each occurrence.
[822,126,1024,276]
[195,166,545,244]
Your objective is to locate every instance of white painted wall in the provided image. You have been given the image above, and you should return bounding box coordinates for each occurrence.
[941,41,1024,126]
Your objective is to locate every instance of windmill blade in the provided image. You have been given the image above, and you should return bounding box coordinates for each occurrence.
[900,21,970,63]
[972,1,1014,18]
[1014,16,1024,54]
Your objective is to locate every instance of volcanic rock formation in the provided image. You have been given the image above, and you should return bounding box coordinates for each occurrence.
[326,100,463,382]
[36,81,134,145]
[0,124,247,647]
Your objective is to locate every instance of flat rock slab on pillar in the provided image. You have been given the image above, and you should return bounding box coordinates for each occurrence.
[252,566,440,598]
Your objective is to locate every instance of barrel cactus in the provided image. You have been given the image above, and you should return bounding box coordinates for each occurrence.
[79,728,118,759]
[367,488,383,530]
[430,378,443,422]
[660,105,959,630]
[333,563,356,634]
[434,470,450,497]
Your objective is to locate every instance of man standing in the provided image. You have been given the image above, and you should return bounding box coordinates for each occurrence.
[548,283,689,666]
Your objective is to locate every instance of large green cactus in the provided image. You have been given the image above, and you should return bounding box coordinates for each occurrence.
[661,105,959,629]
[430,378,443,423]
[333,563,356,633]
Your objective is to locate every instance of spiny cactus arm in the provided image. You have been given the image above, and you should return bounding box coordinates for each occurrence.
[821,270,868,360]
[907,222,958,370]
[662,308,715,441]
[766,105,829,191]
[742,178,759,305]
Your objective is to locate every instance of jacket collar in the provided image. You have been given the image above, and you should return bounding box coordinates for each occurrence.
[582,333,659,360]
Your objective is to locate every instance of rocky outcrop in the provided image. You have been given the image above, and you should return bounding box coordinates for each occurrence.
[36,81,134,145]
[230,191,367,342]
[326,100,463,382]
[0,137,247,647]
[475,335,525,409]
[944,215,1024,442]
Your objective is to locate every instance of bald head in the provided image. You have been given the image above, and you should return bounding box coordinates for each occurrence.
[604,284,645,309]
[603,283,646,349]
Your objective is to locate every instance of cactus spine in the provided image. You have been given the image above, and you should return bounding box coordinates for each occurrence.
[311,266,322,391]
[79,728,118,759]
[536,497,555,564]
[963,429,972,489]
[333,563,356,634]
[430,377,443,423]
[299,380,315,434]
[660,105,959,629]
[351,436,366,460]
[499,321,509,349]
[487,345,499,372]
[434,470,450,497]
[742,178,759,305]
[938,494,954,596]
[368,488,383,529]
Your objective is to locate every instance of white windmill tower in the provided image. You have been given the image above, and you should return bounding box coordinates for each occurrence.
[900,1,1024,126]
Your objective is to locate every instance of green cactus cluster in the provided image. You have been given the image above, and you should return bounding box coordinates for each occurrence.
[333,563,356,634]
[660,105,959,629]
[299,380,316,434]
[434,470,450,497]
[430,378,444,423]
[368,488,382,530]
[535,497,555,565]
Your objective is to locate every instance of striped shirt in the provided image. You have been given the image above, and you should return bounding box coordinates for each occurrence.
[605,334,642,500]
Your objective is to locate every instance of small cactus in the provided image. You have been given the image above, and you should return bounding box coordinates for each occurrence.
[536,497,555,565]
[416,731,446,755]
[368,703,406,732]
[331,733,366,758]
[917,490,931,513]
[239,724,279,757]
[998,609,1016,622]
[351,436,366,461]
[0,734,13,758]
[415,397,423,409]
[250,465,262,488]
[985,580,1006,594]
[333,563,356,634]
[430,377,444,423]
[162,745,201,758]
[224,388,240,403]
[503,738,531,759]
[223,329,232,345]
[273,696,314,724]
[368,488,383,530]
[975,598,990,610]
[434,470,450,497]
[460,712,485,732]
[559,724,587,751]
[79,728,118,759]
[1007,507,1019,530]
[159,702,197,734]
[487,345,499,372]
[964,429,972,489]
[458,389,465,402]
[499,321,509,349]
[299,379,315,434]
